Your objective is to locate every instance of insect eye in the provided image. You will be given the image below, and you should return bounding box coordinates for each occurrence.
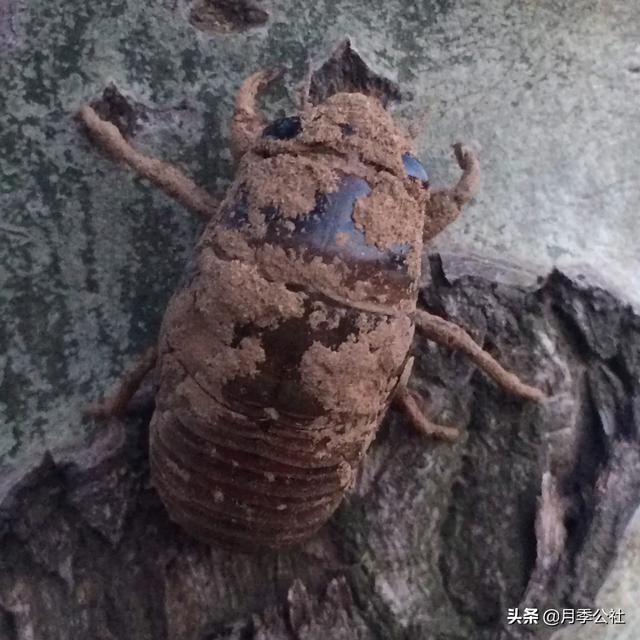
[262,116,303,140]
[402,152,429,186]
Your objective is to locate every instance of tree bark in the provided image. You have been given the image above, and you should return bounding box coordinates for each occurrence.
[1,253,639,640]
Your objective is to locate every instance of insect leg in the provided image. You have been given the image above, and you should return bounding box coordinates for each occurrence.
[414,309,545,402]
[77,105,219,221]
[231,68,283,162]
[423,143,481,241]
[85,345,157,419]
[393,385,459,442]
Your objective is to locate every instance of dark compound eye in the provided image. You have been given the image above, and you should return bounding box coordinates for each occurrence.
[262,116,302,140]
[339,122,356,136]
[402,152,429,185]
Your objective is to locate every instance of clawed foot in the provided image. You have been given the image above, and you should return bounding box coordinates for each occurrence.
[394,385,460,442]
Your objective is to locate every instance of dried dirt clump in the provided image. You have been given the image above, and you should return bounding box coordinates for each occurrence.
[159,249,308,400]
[353,170,424,277]
[299,93,412,178]
[229,153,341,230]
[299,314,413,416]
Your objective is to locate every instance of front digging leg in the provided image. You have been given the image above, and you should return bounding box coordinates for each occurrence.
[230,68,283,162]
[423,143,481,241]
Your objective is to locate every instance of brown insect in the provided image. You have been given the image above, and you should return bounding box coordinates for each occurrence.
[79,70,544,551]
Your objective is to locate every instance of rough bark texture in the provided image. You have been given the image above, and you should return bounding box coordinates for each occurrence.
[308,39,404,107]
[1,254,639,640]
[2,3,640,639]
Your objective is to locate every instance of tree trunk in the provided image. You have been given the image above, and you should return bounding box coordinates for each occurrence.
[2,4,639,638]
[2,253,639,640]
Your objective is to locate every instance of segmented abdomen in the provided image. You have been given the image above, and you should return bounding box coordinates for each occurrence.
[149,383,375,549]
[149,291,408,550]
